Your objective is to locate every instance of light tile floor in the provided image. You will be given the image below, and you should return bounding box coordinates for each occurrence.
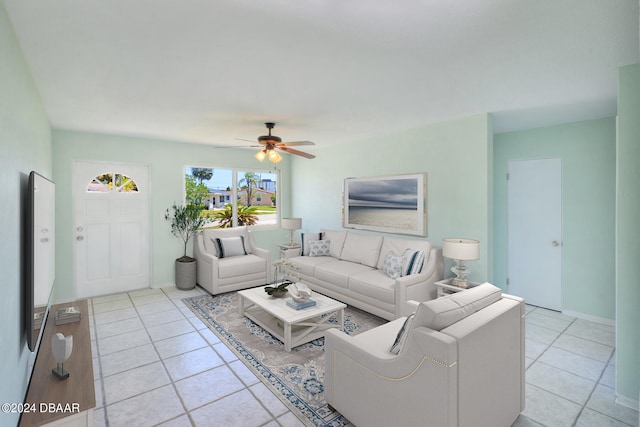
[88,286,639,427]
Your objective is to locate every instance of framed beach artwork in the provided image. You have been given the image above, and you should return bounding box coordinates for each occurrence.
[343,173,427,236]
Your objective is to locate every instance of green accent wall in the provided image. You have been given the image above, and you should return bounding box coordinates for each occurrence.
[616,63,640,406]
[0,3,52,424]
[52,130,292,301]
[289,114,494,283]
[493,118,617,321]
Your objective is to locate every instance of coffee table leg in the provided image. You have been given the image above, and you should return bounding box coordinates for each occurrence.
[338,309,345,331]
[284,322,292,352]
[238,295,245,316]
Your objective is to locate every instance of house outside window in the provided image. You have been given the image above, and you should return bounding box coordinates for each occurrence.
[184,166,278,228]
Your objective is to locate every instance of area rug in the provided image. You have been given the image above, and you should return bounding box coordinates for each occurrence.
[182,291,385,427]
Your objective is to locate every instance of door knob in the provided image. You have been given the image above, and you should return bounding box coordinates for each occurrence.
[552,240,560,246]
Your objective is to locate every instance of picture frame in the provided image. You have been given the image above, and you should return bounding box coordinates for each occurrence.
[343,173,427,236]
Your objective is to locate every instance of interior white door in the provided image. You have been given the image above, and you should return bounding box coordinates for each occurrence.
[507,158,562,311]
[73,161,150,298]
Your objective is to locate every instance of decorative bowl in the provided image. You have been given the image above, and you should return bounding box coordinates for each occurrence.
[289,283,312,303]
[270,290,288,298]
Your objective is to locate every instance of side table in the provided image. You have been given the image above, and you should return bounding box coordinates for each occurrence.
[278,243,300,259]
[434,278,482,298]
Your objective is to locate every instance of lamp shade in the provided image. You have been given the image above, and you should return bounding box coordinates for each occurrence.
[254,150,267,162]
[442,238,480,261]
[268,149,283,163]
[281,217,302,230]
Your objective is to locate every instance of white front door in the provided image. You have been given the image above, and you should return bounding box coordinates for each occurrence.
[507,158,562,311]
[73,161,150,298]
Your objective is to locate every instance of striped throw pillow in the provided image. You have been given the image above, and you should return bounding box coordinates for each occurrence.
[401,249,425,276]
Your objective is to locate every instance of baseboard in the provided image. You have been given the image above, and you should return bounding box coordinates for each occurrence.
[615,394,639,411]
[151,282,176,289]
[561,309,615,327]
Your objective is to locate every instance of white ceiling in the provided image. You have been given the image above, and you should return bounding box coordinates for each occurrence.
[4,0,639,149]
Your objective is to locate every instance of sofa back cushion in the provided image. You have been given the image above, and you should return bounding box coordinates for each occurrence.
[202,226,252,256]
[320,229,348,258]
[339,232,384,267]
[376,237,432,270]
[412,283,502,331]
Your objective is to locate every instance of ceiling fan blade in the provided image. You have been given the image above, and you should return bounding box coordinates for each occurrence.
[276,140,315,147]
[278,146,316,159]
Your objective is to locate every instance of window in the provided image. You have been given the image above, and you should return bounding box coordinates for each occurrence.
[87,173,139,193]
[184,166,278,228]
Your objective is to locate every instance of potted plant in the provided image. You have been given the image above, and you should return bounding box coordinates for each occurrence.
[165,202,206,290]
[265,259,301,297]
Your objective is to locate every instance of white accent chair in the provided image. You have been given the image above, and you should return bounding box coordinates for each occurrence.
[325,283,525,427]
[194,226,271,295]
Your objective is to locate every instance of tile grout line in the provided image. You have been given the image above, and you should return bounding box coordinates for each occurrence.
[89,297,110,427]
[99,289,186,426]
[524,306,637,427]
[179,289,291,426]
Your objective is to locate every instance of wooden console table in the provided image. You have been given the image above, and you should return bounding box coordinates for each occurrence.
[20,300,95,427]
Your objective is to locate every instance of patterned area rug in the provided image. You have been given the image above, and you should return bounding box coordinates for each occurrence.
[182,291,385,427]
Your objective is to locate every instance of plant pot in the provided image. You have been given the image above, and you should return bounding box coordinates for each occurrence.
[175,258,196,290]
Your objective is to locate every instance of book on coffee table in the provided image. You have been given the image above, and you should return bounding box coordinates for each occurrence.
[286,298,317,310]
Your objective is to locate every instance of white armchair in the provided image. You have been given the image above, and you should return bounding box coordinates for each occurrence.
[324,283,525,427]
[194,226,271,295]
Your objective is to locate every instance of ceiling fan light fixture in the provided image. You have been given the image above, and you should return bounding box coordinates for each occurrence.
[246,122,315,163]
[268,149,282,163]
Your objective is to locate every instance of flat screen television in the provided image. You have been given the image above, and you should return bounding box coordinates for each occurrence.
[26,171,55,352]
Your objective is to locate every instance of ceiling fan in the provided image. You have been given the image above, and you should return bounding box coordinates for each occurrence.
[238,122,316,163]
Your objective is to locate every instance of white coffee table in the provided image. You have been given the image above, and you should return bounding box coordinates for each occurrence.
[238,285,347,352]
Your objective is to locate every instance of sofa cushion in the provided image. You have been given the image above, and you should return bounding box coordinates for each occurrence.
[308,239,331,257]
[413,283,502,331]
[401,248,425,276]
[315,260,374,289]
[301,232,323,256]
[287,256,337,277]
[382,251,403,279]
[321,229,348,258]
[215,236,247,258]
[349,270,396,304]
[340,233,383,268]
[217,254,266,279]
[376,236,431,270]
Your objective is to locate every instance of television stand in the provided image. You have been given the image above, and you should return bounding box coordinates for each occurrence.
[20,300,95,427]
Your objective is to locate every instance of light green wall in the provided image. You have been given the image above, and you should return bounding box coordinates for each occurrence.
[493,118,617,321]
[0,3,52,425]
[616,63,640,406]
[52,130,292,301]
[290,114,493,283]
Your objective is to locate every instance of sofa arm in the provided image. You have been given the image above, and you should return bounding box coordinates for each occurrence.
[325,326,458,427]
[245,232,271,282]
[325,326,457,383]
[194,235,219,293]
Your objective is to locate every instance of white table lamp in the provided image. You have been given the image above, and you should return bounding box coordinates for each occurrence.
[281,218,302,246]
[442,238,480,288]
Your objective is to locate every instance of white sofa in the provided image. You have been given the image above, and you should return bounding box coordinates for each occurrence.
[325,283,525,427]
[194,226,271,295]
[284,229,443,320]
